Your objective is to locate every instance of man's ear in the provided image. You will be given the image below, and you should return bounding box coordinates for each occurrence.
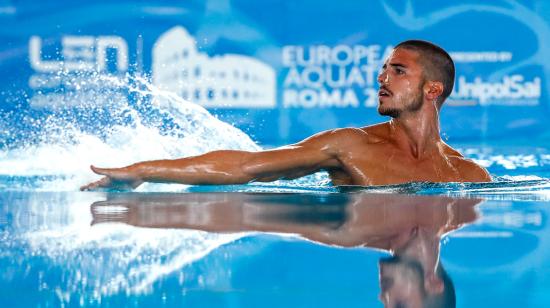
[424,81,444,101]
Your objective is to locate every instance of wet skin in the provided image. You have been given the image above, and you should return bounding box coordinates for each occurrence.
[81,48,491,191]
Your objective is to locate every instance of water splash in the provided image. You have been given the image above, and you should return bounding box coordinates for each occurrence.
[0,72,333,191]
[0,73,265,191]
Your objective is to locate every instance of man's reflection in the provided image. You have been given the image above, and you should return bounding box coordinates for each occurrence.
[379,227,455,308]
[91,192,481,308]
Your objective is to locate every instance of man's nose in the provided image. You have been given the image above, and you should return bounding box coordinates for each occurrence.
[377,70,388,84]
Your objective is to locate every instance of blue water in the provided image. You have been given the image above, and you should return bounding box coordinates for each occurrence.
[1,176,550,307]
[1,76,550,307]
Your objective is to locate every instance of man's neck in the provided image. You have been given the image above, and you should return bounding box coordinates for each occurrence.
[388,102,442,159]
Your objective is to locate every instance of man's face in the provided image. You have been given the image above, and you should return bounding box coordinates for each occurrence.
[377,48,426,118]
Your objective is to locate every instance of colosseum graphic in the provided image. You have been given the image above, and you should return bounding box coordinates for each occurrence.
[152,26,276,108]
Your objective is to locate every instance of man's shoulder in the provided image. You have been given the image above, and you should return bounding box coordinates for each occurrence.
[449,156,492,182]
[440,142,464,157]
[303,127,381,156]
[302,123,390,154]
[359,122,392,142]
[440,142,491,182]
[314,127,367,141]
[299,127,368,150]
[360,122,390,134]
[329,127,368,137]
[328,125,389,144]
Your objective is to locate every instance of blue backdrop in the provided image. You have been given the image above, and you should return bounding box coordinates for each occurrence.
[0,0,548,145]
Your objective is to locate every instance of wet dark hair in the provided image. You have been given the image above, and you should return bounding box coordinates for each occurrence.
[395,40,455,107]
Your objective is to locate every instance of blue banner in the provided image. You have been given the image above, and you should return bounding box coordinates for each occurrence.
[0,0,548,145]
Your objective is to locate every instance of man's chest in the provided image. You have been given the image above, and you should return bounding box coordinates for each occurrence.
[335,147,462,185]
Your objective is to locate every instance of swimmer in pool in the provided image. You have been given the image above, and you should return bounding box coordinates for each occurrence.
[81,40,492,191]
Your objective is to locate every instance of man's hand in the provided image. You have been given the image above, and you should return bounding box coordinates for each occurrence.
[80,165,144,191]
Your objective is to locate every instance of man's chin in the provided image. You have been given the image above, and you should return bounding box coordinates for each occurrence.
[378,106,401,118]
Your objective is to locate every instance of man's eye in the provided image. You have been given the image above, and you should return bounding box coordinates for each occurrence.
[395,68,404,74]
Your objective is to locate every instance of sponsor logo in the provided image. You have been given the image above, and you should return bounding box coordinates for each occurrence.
[29,36,128,75]
[27,35,129,108]
[451,75,541,106]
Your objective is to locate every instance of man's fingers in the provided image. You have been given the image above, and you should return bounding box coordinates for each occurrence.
[83,166,141,191]
[90,165,137,180]
[90,165,118,176]
[80,182,99,191]
[80,182,97,191]
[80,177,111,191]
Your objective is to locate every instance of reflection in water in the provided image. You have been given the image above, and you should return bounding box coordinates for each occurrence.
[92,192,482,307]
[0,191,244,303]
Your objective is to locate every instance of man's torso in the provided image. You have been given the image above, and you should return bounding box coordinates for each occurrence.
[325,124,484,186]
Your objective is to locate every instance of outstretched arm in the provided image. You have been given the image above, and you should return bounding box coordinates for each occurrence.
[80,128,359,191]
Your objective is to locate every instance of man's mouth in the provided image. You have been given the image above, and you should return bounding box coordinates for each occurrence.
[378,87,392,97]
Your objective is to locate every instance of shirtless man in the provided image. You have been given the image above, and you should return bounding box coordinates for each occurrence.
[81,40,491,191]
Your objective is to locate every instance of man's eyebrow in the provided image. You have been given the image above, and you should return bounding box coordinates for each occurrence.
[389,63,407,69]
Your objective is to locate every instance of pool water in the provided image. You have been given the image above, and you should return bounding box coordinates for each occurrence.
[1,178,550,307]
[1,75,550,307]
